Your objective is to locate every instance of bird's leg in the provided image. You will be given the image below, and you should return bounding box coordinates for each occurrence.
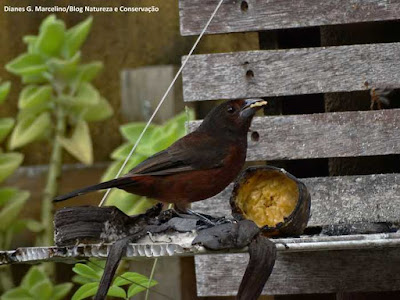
[185,209,219,226]
[186,209,235,226]
[174,203,233,226]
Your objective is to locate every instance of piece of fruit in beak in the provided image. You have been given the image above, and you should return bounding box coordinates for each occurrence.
[250,100,268,108]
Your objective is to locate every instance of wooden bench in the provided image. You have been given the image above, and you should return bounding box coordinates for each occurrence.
[179,0,400,297]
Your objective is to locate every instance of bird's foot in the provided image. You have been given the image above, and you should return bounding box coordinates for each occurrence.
[185,209,235,227]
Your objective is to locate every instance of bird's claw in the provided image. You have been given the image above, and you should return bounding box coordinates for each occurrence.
[184,209,235,227]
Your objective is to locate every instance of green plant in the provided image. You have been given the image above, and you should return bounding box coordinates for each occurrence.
[0,80,42,293]
[1,14,112,299]
[102,109,194,215]
[71,259,157,300]
[1,266,72,300]
[5,15,113,255]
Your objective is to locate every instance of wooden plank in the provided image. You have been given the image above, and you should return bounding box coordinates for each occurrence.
[182,43,400,101]
[194,247,400,296]
[189,109,400,160]
[121,66,184,123]
[192,173,400,227]
[179,0,400,36]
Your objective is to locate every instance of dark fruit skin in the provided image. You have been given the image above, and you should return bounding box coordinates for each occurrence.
[54,99,267,212]
[230,166,311,237]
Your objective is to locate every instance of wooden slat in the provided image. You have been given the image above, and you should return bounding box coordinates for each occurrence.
[179,0,400,36]
[121,66,184,123]
[192,173,400,227]
[195,247,400,296]
[189,109,400,160]
[182,43,400,101]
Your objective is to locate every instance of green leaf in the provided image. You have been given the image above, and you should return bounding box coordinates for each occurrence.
[104,189,142,214]
[21,73,49,84]
[36,16,66,56]
[101,155,144,182]
[164,110,189,128]
[23,35,37,45]
[18,85,52,111]
[21,266,47,290]
[52,283,73,300]
[110,143,133,160]
[86,258,106,271]
[76,62,103,82]
[120,123,156,143]
[0,287,32,300]
[39,14,57,30]
[72,263,101,280]
[0,187,18,207]
[107,286,126,299]
[81,97,113,122]
[0,81,11,103]
[58,120,93,165]
[73,82,100,107]
[127,277,157,298]
[126,196,156,215]
[23,35,38,54]
[151,124,180,153]
[71,283,126,300]
[113,272,155,287]
[31,279,53,300]
[47,52,81,82]
[0,152,24,183]
[71,282,98,300]
[165,110,192,139]
[22,218,43,233]
[0,118,15,143]
[9,112,51,149]
[6,53,47,76]
[110,143,147,162]
[72,274,95,285]
[0,189,29,231]
[101,160,123,182]
[110,143,131,160]
[131,126,171,156]
[64,17,93,58]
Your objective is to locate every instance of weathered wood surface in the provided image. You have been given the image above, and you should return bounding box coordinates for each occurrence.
[190,109,400,161]
[192,173,400,227]
[195,247,400,296]
[182,43,400,101]
[121,66,184,123]
[179,0,400,36]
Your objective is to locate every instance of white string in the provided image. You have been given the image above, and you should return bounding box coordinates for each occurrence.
[99,0,225,206]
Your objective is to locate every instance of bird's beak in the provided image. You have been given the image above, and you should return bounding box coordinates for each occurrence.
[240,98,268,118]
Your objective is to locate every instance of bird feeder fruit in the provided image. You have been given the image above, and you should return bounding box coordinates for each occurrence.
[230,166,311,237]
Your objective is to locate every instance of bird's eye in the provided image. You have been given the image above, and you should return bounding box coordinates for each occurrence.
[227,106,235,114]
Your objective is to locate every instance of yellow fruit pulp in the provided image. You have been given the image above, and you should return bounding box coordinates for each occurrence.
[235,170,298,227]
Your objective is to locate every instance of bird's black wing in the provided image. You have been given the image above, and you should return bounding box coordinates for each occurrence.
[126,132,228,176]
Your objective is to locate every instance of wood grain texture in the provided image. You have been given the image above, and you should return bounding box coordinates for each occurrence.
[194,247,400,296]
[182,43,400,101]
[179,0,400,36]
[192,173,400,227]
[121,66,184,123]
[189,109,400,160]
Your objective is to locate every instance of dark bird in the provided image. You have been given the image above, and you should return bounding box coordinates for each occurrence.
[54,99,267,212]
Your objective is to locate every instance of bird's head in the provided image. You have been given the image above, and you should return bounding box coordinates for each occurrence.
[198,99,267,138]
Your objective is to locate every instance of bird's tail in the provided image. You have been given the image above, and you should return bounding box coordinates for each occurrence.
[53,177,134,202]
